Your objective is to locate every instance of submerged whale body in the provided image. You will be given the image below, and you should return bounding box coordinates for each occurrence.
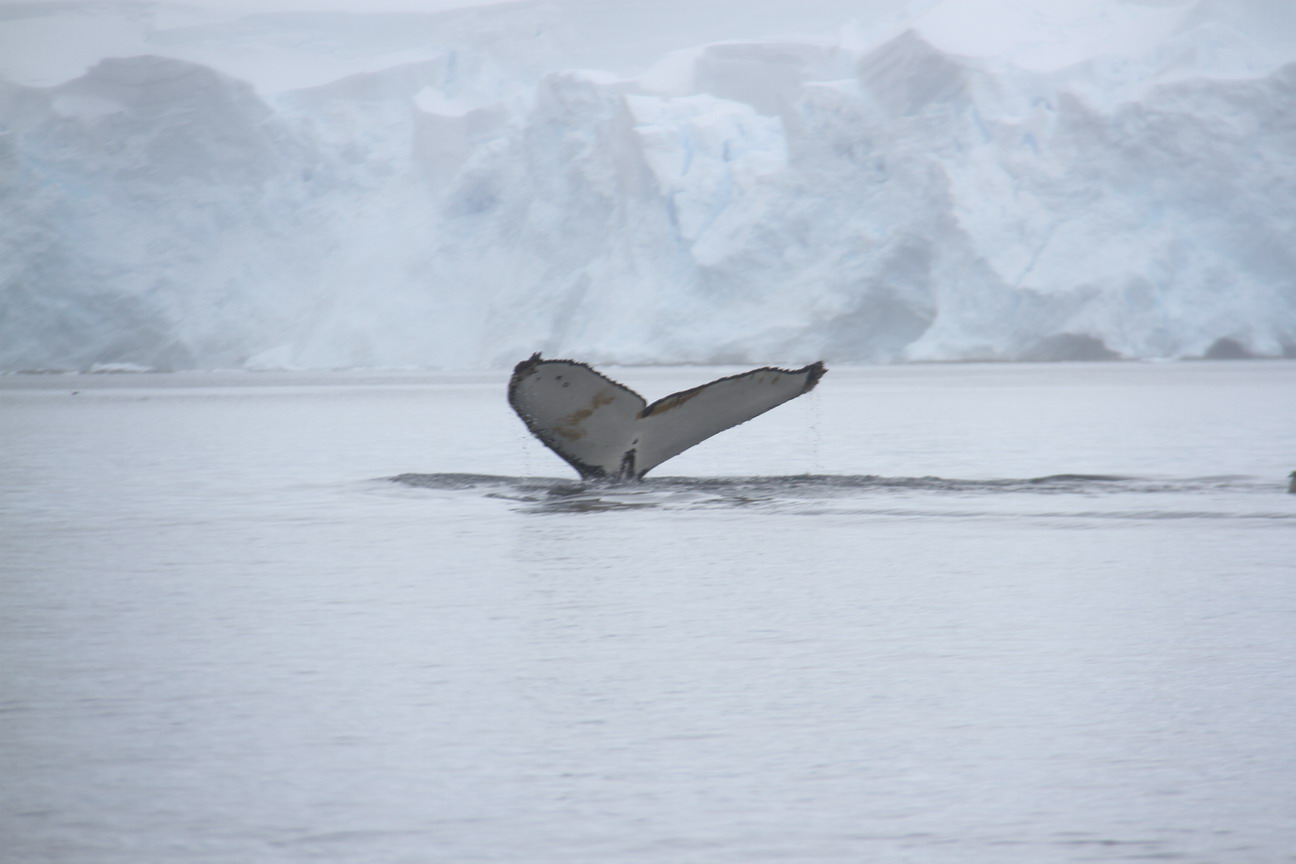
[508,353,827,481]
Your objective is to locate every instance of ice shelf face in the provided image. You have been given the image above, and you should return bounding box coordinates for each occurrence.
[2,0,1294,371]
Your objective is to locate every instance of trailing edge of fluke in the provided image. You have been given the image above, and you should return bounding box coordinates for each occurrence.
[508,353,827,481]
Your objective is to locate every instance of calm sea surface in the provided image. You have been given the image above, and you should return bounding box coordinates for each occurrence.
[2,361,1294,863]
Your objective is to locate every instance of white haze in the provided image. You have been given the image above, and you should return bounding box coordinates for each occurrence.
[1,0,1295,370]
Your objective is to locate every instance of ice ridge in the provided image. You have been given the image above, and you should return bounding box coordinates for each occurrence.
[1,1,1293,371]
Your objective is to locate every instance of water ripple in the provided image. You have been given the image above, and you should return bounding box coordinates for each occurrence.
[388,473,1293,519]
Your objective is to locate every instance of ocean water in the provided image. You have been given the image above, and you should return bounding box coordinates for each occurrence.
[2,361,1294,864]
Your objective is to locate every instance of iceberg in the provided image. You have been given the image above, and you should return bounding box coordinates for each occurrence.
[1,0,1293,371]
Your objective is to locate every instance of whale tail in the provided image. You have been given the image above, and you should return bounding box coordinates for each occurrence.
[508,353,826,481]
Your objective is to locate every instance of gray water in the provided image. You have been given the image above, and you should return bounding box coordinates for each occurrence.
[3,361,1295,863]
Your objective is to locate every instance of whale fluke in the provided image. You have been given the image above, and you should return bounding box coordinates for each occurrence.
[508,354,827,481]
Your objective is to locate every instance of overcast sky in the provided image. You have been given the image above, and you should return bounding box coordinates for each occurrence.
[4,0,519,9]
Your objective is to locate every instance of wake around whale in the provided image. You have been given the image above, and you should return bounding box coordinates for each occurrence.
[508,354,827,482]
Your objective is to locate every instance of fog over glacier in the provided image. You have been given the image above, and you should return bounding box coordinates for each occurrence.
[2,0,1294,371]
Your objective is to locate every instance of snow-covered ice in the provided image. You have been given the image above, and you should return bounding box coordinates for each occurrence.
[2,361,1295,863]
[2,0,1295,371]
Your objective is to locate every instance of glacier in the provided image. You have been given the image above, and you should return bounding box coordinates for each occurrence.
[1,0,1294,371]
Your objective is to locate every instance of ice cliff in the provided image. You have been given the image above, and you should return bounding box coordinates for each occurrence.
[2,0,1294,371]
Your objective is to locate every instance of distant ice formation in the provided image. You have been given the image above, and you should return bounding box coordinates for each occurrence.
[1,0,1294,371]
